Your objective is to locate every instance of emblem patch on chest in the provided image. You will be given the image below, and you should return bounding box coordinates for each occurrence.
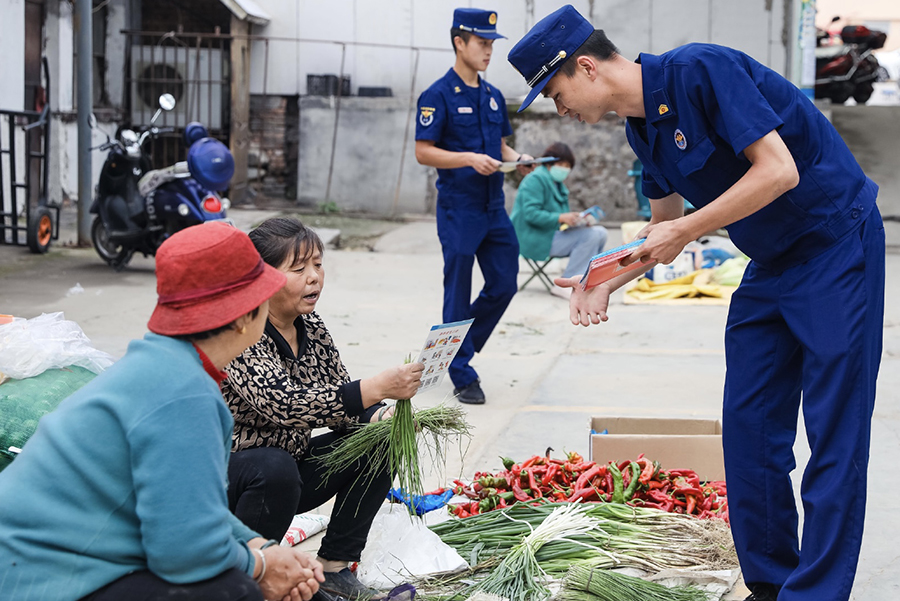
[674,129,688,151]
[458,107,473,114]
[489,97,499,111]
[419,106,435,127]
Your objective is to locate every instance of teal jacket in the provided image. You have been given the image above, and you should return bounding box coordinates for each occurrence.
[0,334,259,601]
[510,165,569,260]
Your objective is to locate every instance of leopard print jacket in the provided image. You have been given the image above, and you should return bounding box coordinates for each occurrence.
[222,311,366,460]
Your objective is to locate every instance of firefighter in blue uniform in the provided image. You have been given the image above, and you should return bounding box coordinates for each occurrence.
[415,8,532,405]
[509,6,884,601]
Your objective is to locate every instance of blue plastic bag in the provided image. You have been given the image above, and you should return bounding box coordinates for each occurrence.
[386,487,454,516]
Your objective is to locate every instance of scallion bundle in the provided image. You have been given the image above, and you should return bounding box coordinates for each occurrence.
[318,401,472,514]
[431,501,737,573]
[473,504,600,601]
[561,563,708,601]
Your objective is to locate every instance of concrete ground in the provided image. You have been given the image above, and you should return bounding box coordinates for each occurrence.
[1,209,899,600]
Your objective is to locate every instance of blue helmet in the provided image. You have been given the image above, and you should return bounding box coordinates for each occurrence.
[183,122,210,147]
[187,138,235,191]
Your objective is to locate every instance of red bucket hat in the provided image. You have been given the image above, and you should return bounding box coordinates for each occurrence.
[148,222,286,336]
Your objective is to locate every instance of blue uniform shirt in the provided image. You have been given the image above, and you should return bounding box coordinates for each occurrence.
[626,44,877,272]
[416,69,513,210]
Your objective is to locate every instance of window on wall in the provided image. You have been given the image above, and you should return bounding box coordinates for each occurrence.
[92,0,111,106]
[24,0,44,112]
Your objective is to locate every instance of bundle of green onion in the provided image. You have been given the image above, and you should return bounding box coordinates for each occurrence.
[318,401,472,513]
[430,501,737,573]
[473,504,601,601]
[560,563,708,601]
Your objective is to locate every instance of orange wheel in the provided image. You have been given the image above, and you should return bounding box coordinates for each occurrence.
[27,206,53,254]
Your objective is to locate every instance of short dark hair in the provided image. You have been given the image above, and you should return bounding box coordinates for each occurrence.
[557,29,619,77]
[451,27,473,54]
[249,217,324,269]
[542,142,576,168]
[172,307,260,342]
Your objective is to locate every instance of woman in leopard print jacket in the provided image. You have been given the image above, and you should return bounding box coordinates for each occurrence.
[223,218,423,600]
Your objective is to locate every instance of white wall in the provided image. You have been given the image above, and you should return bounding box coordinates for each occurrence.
[247,0,790,101]
[0,0,25,111]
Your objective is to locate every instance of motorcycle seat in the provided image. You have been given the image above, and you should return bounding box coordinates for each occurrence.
[815,45,847,60]
[138,162,191,197]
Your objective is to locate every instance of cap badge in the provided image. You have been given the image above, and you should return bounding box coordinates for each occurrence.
[674,129,687,150]
[658,104,669,116]
[489,97,499,111]
[489,13,497,25]
[419,106,435,127]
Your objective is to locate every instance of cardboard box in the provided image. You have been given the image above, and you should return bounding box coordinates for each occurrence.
[589,416,725,482]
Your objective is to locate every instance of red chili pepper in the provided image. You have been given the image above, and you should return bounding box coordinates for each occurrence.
[686,495,697,515]
[425,487,446,496]
[567,451,584,464]
[521,456,540,469]
[567,487,599,503]
[604,471,614,492]
[543,464,559,486]
[617,460,631,472]
[525,468,542,494]
[575,465,602,491]
[511,479,531,502]
[636,459,655,484]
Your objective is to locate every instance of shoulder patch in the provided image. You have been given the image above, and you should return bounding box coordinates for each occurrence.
[419,106,435,127]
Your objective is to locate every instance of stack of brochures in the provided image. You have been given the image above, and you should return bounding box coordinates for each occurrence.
[579,239,646,290]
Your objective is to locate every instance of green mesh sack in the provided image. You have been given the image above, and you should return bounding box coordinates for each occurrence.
[0,366,97,472]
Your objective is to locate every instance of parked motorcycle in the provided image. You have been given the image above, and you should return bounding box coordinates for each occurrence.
[90,93,234,269]
[815,17,887,105]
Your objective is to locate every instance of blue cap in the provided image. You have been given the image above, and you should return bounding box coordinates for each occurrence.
[508,5,595,112]
[453,8,505,40]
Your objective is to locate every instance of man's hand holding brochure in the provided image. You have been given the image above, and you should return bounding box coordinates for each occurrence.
[553,238,657,326]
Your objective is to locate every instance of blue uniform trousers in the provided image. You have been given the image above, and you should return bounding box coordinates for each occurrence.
[436,205,519,388]
[723,209,884,601]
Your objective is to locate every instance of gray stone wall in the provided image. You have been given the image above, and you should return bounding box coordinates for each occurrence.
[504,108,642,222]
[295,96,642,220]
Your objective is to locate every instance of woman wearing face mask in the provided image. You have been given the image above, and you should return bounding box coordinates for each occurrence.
[510,142,608,298]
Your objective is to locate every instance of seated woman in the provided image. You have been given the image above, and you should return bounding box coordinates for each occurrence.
[0,222,323,601]
[510,142,608,298]
[223,217,424,601]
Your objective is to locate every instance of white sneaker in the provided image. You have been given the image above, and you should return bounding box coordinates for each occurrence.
[550,285,572,299]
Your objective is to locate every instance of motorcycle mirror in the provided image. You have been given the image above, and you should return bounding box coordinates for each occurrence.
[88,113,98,129]
[159,94,176,111]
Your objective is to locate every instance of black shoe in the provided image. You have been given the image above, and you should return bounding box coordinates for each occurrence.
[744,583,780,601]
[321,568,383,600]
[453,379,486,405]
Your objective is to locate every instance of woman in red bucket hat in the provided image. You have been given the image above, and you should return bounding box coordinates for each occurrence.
[0,222,324,601]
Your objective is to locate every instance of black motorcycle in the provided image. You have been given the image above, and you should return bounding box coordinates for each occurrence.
[90,94,232,269]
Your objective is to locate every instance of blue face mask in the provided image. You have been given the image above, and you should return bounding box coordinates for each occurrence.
[549,166,571,183]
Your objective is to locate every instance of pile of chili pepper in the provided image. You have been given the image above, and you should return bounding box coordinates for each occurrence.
[449,451,728,523]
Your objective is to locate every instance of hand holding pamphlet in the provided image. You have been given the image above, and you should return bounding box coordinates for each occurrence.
[579,239,647,291]
[498,156,558,173]
[560,205,606,231]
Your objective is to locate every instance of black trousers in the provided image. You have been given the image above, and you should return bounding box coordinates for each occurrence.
[228,431,391,562]
[80,568,262,601]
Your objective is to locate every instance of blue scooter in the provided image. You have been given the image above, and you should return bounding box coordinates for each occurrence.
[90,93,234,269]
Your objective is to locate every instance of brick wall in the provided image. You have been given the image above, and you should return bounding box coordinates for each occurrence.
[247,95,299,202]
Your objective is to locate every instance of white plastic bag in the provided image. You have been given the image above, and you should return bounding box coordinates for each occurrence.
[0,313,115,380]
[280,513,330,547]
[356,505,468,589]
